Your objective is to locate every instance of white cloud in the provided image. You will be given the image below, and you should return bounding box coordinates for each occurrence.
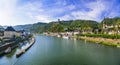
[35,15,51,23]
[0,0,18,25]
[70,0,111,22]
[26,12,34,18]
[17,0,76,23]
[0,0,118,25]
[67,5,76,10]
[60,15,73,20]
[108,4,120,17]
[55,0,67,6]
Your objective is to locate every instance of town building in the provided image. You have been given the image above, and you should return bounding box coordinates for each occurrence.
[0,26,23,38]
[4,26,16,38]
[103,23,120,34]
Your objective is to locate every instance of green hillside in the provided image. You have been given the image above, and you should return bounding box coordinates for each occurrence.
[13,17,120,33]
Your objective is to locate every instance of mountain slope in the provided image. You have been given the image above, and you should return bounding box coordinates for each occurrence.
[14,22,47,32]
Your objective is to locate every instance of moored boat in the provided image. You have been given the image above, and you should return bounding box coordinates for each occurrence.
[62,35,70,39]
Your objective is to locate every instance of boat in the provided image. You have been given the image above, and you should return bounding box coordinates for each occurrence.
[57,35,61,37]
[57,34,62,38]
[62,35,70,39]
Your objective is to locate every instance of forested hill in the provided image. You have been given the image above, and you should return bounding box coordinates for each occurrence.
[13,19,98,33]
[14,24,32,31]
[101,17,120,25]
[13,17,120,33]
[13,22,47,32]
[46,20,99,32]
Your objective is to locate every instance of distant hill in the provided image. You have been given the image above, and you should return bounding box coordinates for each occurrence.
[14,24,32,31]
[0,25,3,29]
[101,17,120,25]
[2,17,120,33]
[38,20,99,32]
[0,25,4,31]
[68,20,99,30]
[30,22,47,32]
[13,22,47,32]
[13,20,99,33]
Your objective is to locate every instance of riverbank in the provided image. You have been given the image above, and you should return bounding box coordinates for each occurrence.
[0,34,34,56]
[43,32,120,47]
[0,39,25,56]
[1,35,120,65]
[16,37,35,57]
[78,36,120,47]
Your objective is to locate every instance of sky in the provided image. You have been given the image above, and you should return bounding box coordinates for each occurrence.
[0,0,120,26]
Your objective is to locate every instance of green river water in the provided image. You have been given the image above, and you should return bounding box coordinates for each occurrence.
[0,35,120,65]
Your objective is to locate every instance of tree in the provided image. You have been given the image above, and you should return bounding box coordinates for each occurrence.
[48,24,65,32]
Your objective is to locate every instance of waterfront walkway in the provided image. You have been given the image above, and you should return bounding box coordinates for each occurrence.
[16,37,35,57]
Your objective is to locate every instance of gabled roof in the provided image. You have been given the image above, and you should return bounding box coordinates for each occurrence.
[5,26,16,31]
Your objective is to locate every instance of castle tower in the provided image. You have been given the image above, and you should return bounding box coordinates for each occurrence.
[58,19,60,23]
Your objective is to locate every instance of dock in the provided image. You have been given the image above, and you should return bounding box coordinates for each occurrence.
[16,37,35,58]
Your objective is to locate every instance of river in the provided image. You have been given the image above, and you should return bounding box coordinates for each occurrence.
[0,35,120,65]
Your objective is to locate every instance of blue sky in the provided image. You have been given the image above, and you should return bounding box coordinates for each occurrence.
[0,0,120,26]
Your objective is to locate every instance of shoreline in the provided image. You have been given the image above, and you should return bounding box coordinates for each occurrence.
[16,37,35,58]
[43,32,120,47]
[77,36,120,47]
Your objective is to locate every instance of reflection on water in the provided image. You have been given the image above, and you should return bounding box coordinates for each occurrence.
[0,35,120,65]
[0,41,30,59]
[6,49,17,58]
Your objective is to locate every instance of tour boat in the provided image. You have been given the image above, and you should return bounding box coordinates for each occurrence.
[62,35,70,39]
[57,35,61,37]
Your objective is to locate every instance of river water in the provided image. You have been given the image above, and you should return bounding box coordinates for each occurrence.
[0,35,120,65]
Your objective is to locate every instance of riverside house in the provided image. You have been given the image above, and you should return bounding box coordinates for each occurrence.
[0,27,4,38]
[103,24,120,34]
[4,26,17,38]
[0,26,24,46]
[0,26,23,39]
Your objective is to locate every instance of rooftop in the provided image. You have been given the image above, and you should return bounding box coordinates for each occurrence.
[5,26,16,31]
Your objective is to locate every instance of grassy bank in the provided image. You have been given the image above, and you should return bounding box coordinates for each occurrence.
[76,34,120,47]
[77,34,120,39]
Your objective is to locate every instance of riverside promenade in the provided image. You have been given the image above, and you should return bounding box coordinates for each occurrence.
[16,37,35,57]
